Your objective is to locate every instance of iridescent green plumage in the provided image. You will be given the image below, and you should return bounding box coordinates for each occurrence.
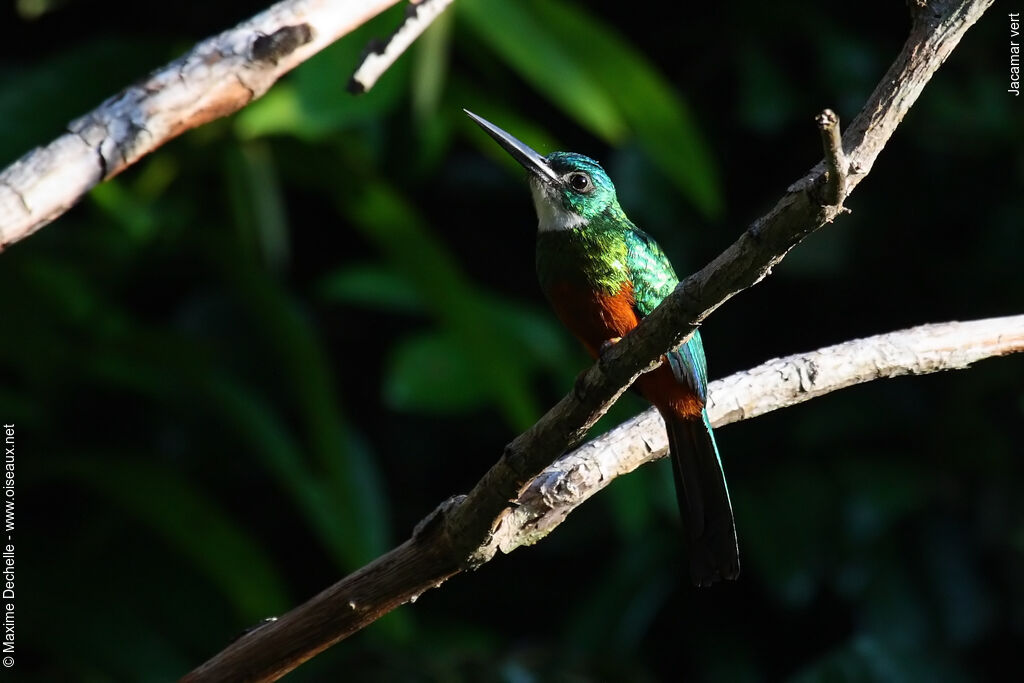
[534,153,708,402]
[467,112,739,585]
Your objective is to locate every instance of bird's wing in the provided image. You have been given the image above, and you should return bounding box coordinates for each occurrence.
[625,227,708,403]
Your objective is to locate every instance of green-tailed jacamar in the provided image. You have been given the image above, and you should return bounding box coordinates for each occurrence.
[467,110,739,586]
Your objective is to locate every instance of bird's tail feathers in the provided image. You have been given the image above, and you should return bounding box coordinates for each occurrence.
[666,411,740,587]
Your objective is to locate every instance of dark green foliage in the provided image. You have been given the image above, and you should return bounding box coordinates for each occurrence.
[1,0,1020,680]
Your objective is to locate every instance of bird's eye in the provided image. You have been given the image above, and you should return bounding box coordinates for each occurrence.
[567,172,591,193]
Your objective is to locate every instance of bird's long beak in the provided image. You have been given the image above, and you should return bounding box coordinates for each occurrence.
[464,110,560,184]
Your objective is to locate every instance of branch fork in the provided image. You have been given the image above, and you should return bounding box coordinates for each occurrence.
[0,0,998,680]
[183,3,998,678]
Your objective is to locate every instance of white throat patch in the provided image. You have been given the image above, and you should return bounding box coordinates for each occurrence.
[529,179,588,232]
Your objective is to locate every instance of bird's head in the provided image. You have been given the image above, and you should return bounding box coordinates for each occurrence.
[466,110,620,232]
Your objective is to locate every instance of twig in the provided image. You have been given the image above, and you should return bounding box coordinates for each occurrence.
[349,0,455,94]
[0,0,403,250]
[182,2,996,679]
[816,108,847,206]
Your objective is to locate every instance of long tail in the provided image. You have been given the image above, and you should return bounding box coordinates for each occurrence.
[665,410,740,586]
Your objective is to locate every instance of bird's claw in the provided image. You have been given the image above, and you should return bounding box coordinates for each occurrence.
[599,337,622,357]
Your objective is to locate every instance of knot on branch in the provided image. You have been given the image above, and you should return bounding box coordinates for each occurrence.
[251,24,314,64]
[413,494,465,540]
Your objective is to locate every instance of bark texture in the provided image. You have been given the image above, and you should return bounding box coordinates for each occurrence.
[501,315,1024,551]
[182,311,1020,683]
[0,0,401,249]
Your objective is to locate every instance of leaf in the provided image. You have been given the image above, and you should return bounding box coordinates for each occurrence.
[459,0,627,141]
[48,456,288,620]
[233,83,307,140]
[215,259,393,569]
[385,329,489,413]
[527,0,723,218]
[343,182,542,428]
[411,5,454,122]
[235,7,409,141]
[318,262,426,313]
[54,262,393,576]
[201,376,370,567]
[89,179,161,243]
[455,92,561,177]
[224,140,291,270]
[484,296,573,372]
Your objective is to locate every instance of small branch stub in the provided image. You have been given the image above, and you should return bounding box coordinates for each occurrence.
[816,108,847,207]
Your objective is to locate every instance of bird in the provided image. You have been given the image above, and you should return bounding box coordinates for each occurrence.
[466,110,739,586]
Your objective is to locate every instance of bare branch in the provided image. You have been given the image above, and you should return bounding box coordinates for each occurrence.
[183,520,462,683]
[442,0,995,570]
[501,315,1024,550]
[183,313,1022,682]
[180,1,996,679]
[349,0,455,94]
[0,0,403,250]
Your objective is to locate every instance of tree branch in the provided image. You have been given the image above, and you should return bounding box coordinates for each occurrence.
[441,0,994,569]
[15,0,977,678]
[182,314,1022,682]
[500,315,1024,551]
[0,0,403,250]
[183,1,996,679]
[348,0,455,94]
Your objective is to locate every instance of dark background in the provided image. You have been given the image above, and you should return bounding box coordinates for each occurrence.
[1,0,1021,680]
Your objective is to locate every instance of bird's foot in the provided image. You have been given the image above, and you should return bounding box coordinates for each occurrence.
[598,337,622,356]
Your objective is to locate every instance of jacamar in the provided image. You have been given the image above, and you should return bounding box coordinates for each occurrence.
[466,111,739,586]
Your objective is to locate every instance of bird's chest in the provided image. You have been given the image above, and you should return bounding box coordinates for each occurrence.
[542,280,639,355]
[536,231,640,353]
